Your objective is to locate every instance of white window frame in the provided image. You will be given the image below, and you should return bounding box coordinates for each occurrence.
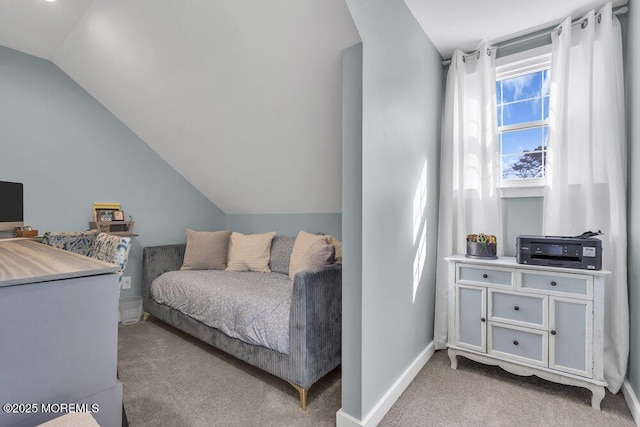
[496,45,552,198]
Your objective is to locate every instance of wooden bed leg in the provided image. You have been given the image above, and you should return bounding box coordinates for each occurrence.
[142,312,150,322]
[290,383,309,411]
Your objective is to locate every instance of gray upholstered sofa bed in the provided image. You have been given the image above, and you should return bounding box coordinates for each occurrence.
[141,242,342,410]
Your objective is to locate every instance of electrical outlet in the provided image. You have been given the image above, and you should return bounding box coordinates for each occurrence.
[122,276,131,289]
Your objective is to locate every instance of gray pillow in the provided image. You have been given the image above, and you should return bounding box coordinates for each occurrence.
[181,229,232,270]
[269,236,295,275]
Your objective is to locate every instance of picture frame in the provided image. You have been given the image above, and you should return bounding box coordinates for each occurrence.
[93,202,121,222]
[97,210,113,222]
[112,210,125,221]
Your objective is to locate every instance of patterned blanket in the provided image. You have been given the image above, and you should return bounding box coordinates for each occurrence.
[151,270,292,354]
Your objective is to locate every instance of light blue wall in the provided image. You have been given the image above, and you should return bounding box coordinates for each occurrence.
[341,42,363,418]
[502,198,543,256]
[0,46,226,297]
[626,0,640,401]
[342,0,443,419]
[226,213,341,239]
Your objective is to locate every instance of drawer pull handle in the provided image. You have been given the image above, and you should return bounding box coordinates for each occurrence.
[514,306,520,311]
[480,317,486,322]
[550,281,557,286]
[482,274,488,279]
[513,340,519,346]
[550,330,557,335]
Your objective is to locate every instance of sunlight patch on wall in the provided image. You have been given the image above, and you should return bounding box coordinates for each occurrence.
[413,161,427,243]
[413,222,427,302]
[413,161,428,302]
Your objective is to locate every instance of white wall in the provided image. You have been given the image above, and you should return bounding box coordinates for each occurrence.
[48,0,361,214]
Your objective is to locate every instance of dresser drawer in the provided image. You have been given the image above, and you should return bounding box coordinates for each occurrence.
[458,265,513,288]
[489,290,547,329]
[488,323,548,366]
[519,271,591,299]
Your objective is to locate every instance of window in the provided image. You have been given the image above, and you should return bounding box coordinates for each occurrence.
[496,48,551,194]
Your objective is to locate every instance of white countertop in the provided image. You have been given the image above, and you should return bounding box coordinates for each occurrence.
[445,254,611,276]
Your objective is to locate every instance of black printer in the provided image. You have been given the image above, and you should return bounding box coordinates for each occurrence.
[516,234,602,270]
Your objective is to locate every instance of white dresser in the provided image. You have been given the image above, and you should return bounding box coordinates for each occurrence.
[445,254,609,410]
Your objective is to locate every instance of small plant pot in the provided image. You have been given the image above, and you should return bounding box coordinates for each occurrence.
[466,241,497,259]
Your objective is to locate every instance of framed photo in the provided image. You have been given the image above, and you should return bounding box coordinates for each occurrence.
[112,210,125,221]
[97,210,113,222]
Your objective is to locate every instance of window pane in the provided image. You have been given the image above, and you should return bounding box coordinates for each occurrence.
[501,152,545,180]
[501,127,544,155]
[543,96,549,119]
[501,72,542,103]
[496,65,550,183]
[542,70,550,96]
[503,98,543,125]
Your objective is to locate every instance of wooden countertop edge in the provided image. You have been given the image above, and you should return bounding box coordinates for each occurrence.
[0,240,119,287]
[0,267,118,287]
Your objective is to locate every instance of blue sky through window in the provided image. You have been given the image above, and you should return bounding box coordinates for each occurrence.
[497,69,549,181]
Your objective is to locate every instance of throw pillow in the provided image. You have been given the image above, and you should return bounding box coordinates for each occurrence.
[328,236,343,263]
[288,231,330,280]
[269,236,296,275]
[226,231,276,273]
[295,240,335,276]
[181,229,232,270]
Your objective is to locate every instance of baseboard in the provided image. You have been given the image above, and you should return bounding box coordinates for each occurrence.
[336,409,364,427]
[336,341,435,427]
[622,379,640,426]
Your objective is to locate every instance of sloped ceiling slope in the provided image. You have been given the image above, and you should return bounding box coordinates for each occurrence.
[0,0,93,60]
[0,0,360,214]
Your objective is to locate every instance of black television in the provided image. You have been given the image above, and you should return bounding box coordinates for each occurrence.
[0,181,24,232]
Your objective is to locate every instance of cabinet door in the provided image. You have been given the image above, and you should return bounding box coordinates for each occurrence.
[455,285,486,352]
[549,297,593,377]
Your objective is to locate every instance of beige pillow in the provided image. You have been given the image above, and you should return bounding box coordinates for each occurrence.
[181,229,232,270]
[289,231,330,280]
[226,231,276,272]
[296,240,335,276]
[328,236,342,263]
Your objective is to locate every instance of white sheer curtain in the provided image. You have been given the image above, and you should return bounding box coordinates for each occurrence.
[434,44,503,349]
[543,3,628,393]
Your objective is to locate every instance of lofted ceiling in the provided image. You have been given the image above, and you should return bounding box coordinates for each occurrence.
[0,0,360,214]
[405,0,628,58]
[0,0,629,213]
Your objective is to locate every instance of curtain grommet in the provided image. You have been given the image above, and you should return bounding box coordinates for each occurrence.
[581,18,588,29]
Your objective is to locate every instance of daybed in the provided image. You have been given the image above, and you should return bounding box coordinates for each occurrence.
[141,235,342,410]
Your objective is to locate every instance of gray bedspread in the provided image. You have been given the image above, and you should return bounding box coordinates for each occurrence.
[151,270,292,354]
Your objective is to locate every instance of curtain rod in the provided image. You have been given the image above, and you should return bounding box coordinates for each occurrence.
[441,5,628,66]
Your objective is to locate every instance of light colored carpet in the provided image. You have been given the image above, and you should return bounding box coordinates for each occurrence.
[380,351,635,426]
[117,318,341,427]
[118,319,634,426]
